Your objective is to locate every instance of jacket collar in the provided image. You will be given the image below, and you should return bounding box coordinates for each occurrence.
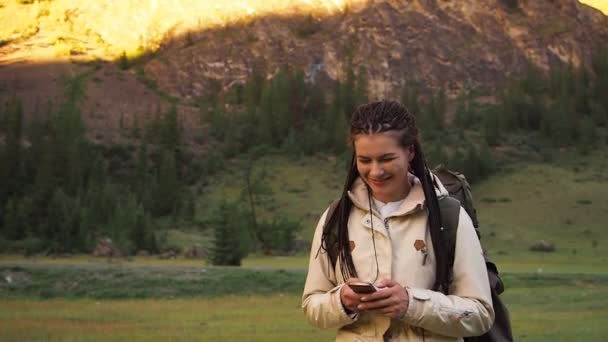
[347,173,448,218]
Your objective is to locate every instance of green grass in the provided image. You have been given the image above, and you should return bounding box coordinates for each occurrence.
[475,150,608,271]
[0,273,607,341]
[0,263,306,299]
[0,296,335,341]
[506,279,608,341]
[0,254,310,270]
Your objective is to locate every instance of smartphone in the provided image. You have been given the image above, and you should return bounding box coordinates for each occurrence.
[349,281,377,294]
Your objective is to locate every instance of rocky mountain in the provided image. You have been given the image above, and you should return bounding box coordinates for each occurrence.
[145,0,608,99]
[0,0,607,140]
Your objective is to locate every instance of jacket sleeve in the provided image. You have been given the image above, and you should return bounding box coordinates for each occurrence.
[302,209,358,329]
[400,208,495,337]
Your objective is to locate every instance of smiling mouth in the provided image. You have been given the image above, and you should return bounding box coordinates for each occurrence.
[370,178,389,186]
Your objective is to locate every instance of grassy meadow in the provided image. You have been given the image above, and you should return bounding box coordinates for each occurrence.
[1,269,607,341]
[2,151,608,340]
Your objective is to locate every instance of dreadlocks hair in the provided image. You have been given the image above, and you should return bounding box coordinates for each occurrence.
[319,100,452,293]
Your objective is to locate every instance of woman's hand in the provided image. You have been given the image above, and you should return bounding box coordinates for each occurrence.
[340,278,366,313]
[357,279,409,319]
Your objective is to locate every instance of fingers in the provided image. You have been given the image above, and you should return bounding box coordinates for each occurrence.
[357,283,409,319]
[360,287,391,300]
[341,278,364,312]
[375,278,397,288]
[358,297,394,310]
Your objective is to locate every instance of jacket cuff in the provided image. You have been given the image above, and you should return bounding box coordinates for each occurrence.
[333,284,359,323]
[401,287,432,323]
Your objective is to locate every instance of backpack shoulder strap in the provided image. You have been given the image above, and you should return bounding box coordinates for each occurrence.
[439,196,506,295]
[438,196,461,269]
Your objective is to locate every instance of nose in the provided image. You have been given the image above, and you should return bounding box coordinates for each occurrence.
[370,162,384,178]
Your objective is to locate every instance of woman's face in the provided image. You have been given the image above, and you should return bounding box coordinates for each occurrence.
[353,131,414,203]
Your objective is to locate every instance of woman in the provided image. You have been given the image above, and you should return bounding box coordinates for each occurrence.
[302,100,494,341]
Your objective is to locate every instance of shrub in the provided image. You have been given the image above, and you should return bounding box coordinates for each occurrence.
[500,0,518,10]
[294,14,321,38]
[257,217,302,255]
[0,236,46,255]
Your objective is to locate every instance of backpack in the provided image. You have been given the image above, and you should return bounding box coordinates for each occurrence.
[323,167,513,341]
[433,166,513,342]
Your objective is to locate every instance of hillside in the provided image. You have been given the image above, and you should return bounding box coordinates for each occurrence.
[191,150,608,272]
[1,0,607,140]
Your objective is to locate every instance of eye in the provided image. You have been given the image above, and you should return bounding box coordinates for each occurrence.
[380,157,396,163]
[357,158,371,164]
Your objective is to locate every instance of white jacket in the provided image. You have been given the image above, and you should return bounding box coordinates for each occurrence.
[302,176,494,341]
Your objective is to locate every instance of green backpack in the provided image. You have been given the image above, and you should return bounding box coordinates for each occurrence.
[433,166,513,342]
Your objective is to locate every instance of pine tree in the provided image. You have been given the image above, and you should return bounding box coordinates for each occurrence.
[355,66,369,106]
[2,199,27,240]
[160,104,181,154]
[454,92,469,128]
[130,203,157,253]
[50,74,89,195]
[463,143,481,183]
[435,89,446,130]
[327,81,348,152]
[0,97,23,208]
[591,47,608,122]
[257,84,276,146]
[272,66,291,145]
[244,63,265,111]
[577,116,597,155]
[107,193,139,253]
[447,149,466,174]
[550,89,576,146]
[135,139,149,197]
[590,101,607,127]
[46,189,85,253]
[306,82,327,123]
[289,69,307,127]
[400,82,421,116]
[426,141,448,167]
[341,56,357,121]
[210,201,251,266]
[483,108,501,146]
[150,149,180,217]
[241,152,274,245]
[478,142,496,178]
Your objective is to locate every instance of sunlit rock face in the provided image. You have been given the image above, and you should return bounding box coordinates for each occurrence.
[0,0,358,61]
[140,0,608,99]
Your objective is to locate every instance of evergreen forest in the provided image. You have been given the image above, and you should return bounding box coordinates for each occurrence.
[1,48,607,265]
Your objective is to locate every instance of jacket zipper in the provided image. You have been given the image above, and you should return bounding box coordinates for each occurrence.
[383,218,391,239]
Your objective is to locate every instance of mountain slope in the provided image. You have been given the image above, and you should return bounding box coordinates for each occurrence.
[0,0,607,137]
